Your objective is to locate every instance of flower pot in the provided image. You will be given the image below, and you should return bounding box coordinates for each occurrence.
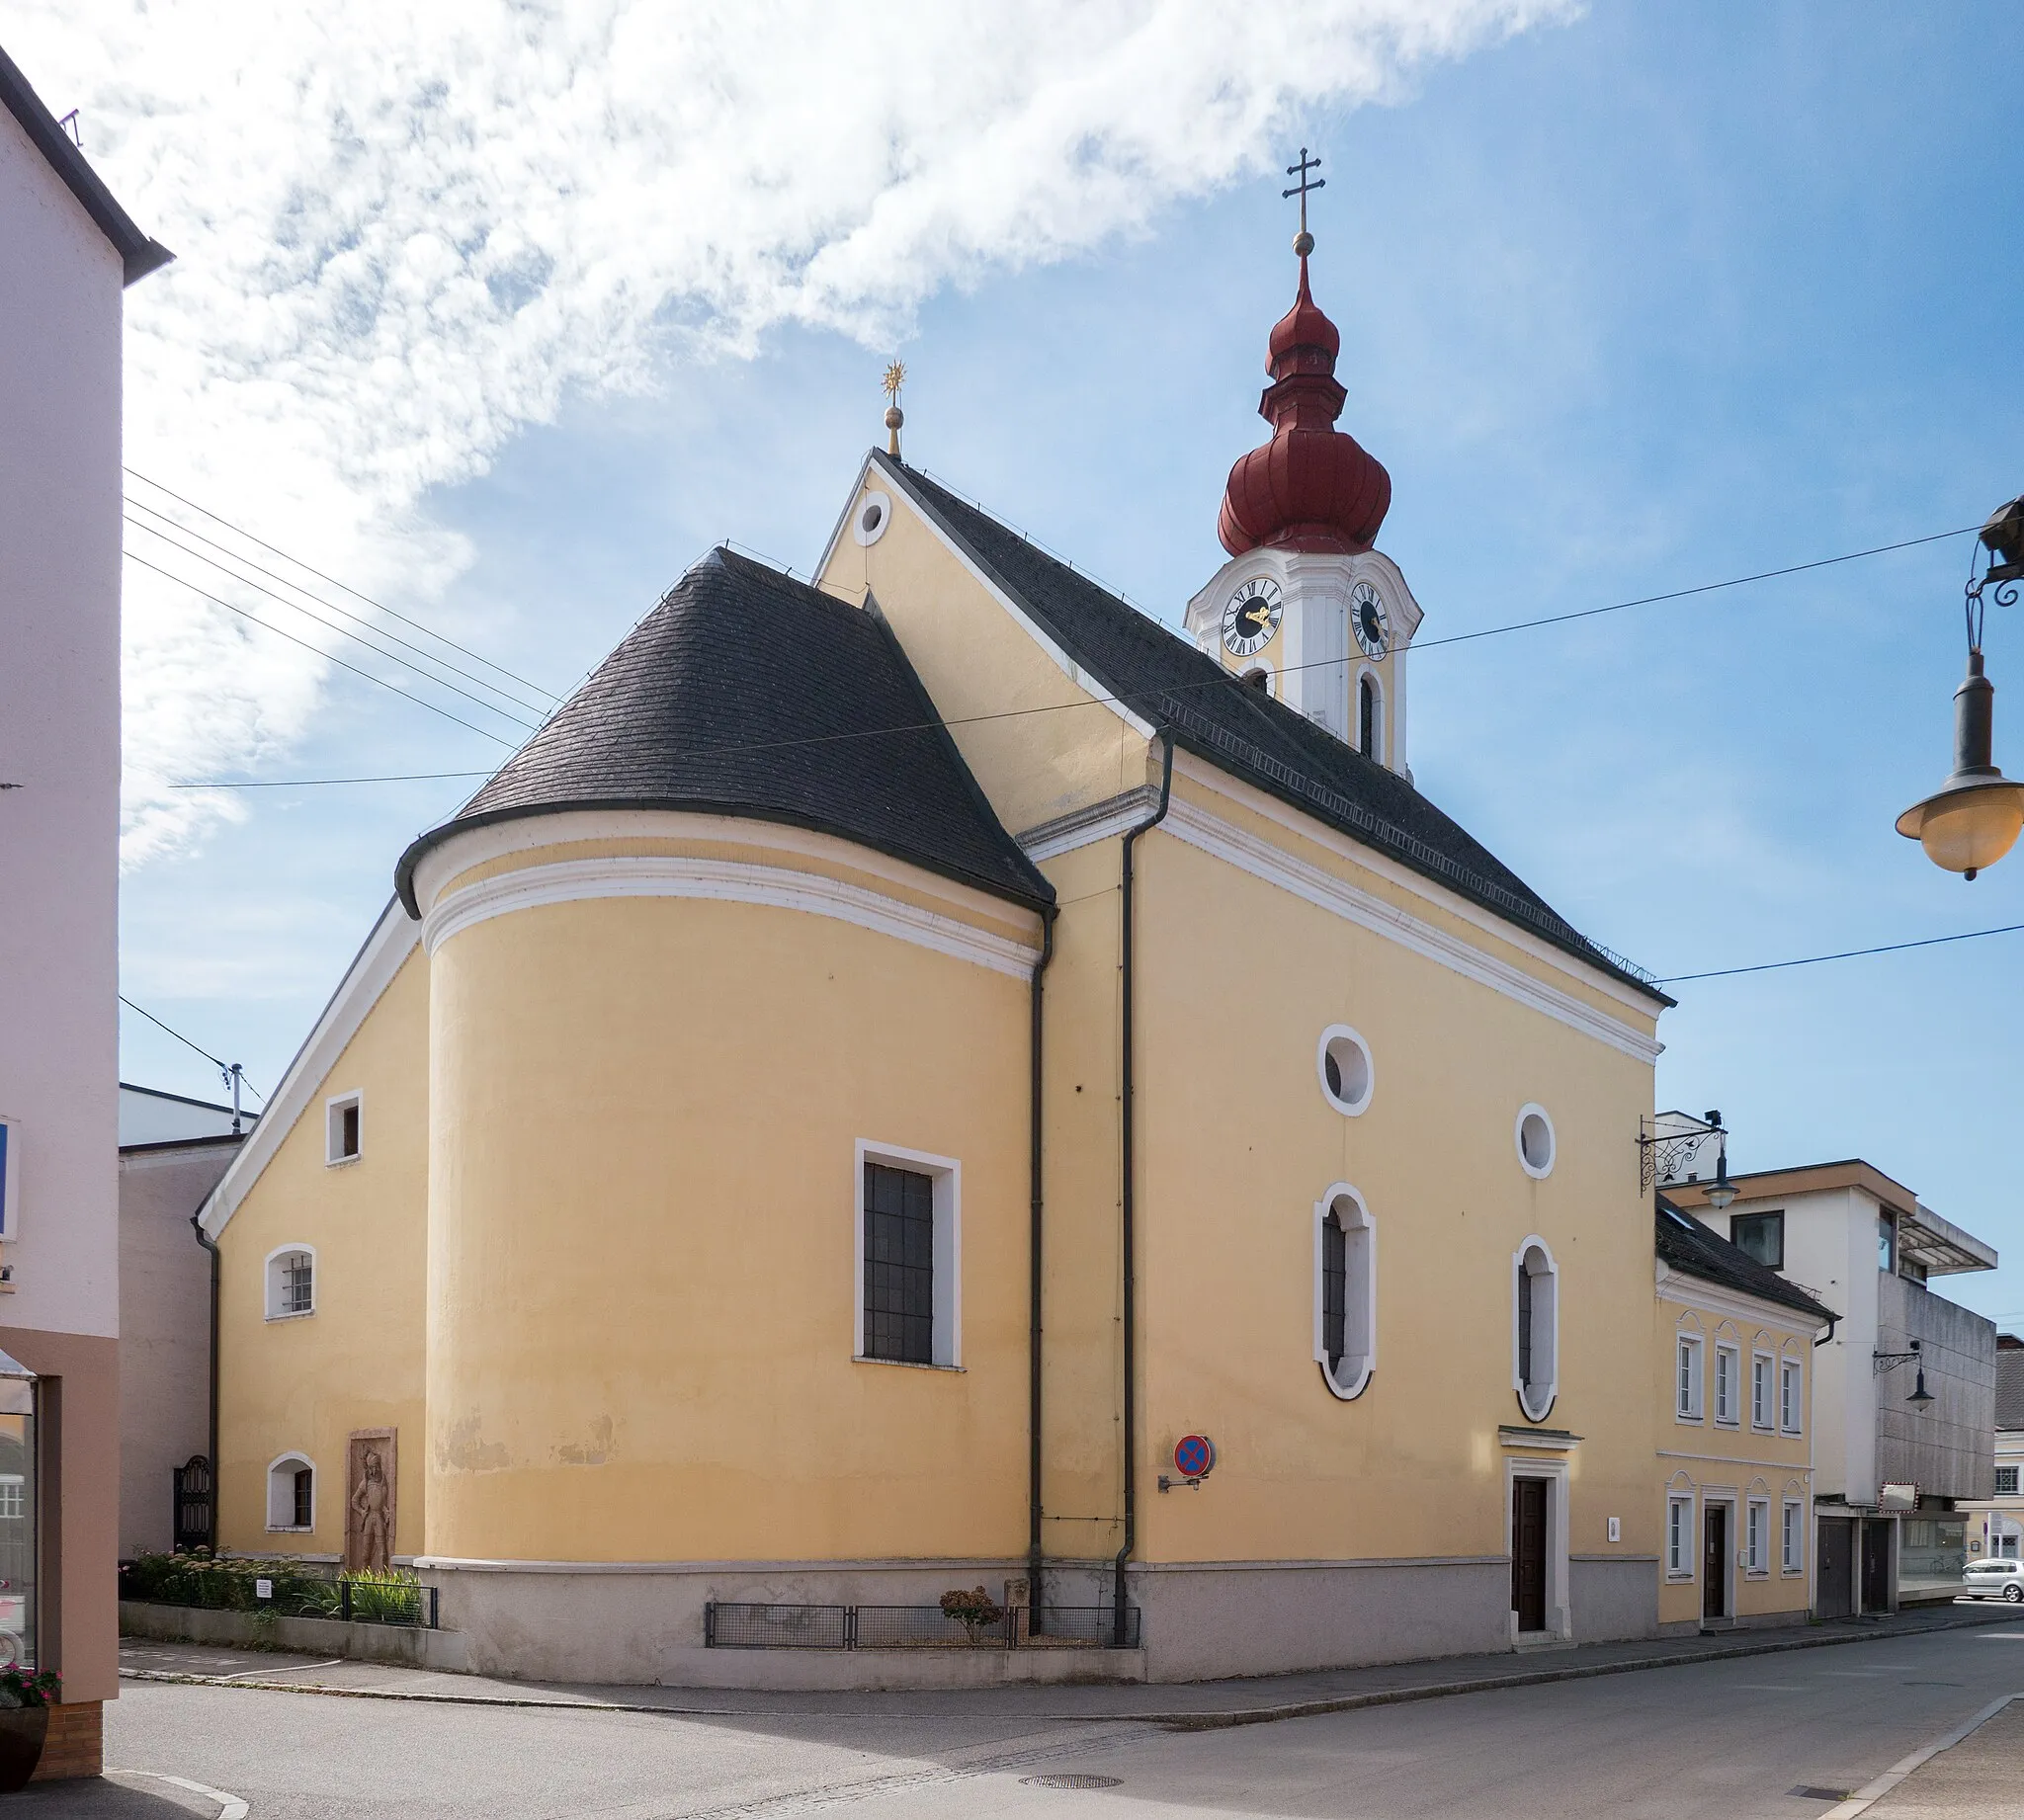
[0,1705,47,1792]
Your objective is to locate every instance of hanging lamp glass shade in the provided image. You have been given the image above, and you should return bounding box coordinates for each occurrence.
[1897,650,2024,878]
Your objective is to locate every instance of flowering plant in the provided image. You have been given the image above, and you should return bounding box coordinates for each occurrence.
[0,1667,60,1709]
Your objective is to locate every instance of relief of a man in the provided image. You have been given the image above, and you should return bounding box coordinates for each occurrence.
[350,1447,391,1572]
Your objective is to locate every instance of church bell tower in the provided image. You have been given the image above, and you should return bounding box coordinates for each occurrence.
[1186,151,1422,775]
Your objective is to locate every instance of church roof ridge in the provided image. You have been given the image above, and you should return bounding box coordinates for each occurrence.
[393,545,1054,917]
[872,452,1665,1003]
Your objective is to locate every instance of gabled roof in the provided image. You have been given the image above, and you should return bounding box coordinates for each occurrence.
[395,547,1053,916]
[1656,1194,1838,1326]
[872,454,1663,1002]
[0,44,171,285]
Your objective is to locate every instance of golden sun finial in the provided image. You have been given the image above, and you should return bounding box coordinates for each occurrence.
[883,359,905,458]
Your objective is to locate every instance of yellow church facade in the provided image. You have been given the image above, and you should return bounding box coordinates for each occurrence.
[199,248,1704,1685]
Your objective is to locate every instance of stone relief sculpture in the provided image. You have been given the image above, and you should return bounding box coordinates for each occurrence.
[345,1429,395,1573]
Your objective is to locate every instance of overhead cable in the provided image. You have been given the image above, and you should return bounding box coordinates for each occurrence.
[119,995,267,1104]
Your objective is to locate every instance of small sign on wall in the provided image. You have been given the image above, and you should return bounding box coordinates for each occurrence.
[0,1117,18,1242]
[254,1579,273,1602]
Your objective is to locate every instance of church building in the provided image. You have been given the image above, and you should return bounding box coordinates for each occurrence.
[199,209,1681,1686]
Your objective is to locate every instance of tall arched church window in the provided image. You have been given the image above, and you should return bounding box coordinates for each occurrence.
[1359,673,1380,760]
[1513,1239,1559,1421]
[1314,1187,1376,1399]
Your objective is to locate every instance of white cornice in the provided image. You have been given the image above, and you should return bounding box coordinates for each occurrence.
[424,854,1040,980]
[1156,794,1662,1064]
[200,901,421,1239]
[1655,1261,1833,1335]
[1016,787,1163,863]
[1172,753,1666,1019]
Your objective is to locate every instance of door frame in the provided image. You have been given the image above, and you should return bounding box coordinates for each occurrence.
[1701,1490,1736,1626]
[1503,1454,1571,1642]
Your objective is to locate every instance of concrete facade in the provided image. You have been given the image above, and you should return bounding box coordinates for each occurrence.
[0,43,169,1764]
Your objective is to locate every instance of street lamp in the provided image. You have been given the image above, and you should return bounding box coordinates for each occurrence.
[1897,496,2024,879]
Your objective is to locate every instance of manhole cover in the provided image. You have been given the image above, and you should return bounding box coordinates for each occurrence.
[1021,1774,1124,1789]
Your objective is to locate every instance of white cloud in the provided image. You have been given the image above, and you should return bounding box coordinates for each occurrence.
[8,0,1572,863]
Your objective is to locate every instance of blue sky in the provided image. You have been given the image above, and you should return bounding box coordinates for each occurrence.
[104,3,2024,1323]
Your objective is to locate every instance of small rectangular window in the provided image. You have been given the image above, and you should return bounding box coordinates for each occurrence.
[1715,1345,1739,1425]
[1997,1466,2020,1497]
[0,1479,22,1521]
[1677,1336,1704,1420]
[1747,1499,1768,1574]
[1781,1358,1804,1434]
[1730,1210,1784,1269]
[326,1092,363,1164]
[1879,1213,1896,1274]
[1667,1495,1694,1577]
[1752,1354,1773,1430]
[863,1162,935,1365]
[1783,1500,1804,1573]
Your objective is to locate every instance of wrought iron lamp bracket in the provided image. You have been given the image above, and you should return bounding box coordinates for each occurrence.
[1872,1340,1922,1375]
[1638,1114,1724,1192]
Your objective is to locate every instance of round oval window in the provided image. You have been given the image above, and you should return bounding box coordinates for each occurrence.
[1317,1027,1374,1115]
[852,490,894,547]
[1516,1106,1555,1177]
[861,501,884,536]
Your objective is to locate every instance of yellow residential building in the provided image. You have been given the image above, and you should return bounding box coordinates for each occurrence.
[197,242,1693,1685]
[1654,1196,1833,1632]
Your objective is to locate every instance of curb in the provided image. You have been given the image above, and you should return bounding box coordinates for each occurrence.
[120,1607,2018,1732]
[1821,1691,2021,1818]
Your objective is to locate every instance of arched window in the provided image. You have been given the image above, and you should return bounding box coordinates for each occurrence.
[265,1245,315,1320]
[1513,1238,1559,1421]
[1241,666,1272,694]
[1314,1186,1376,1399]
[1358,672,1381,759]
[266,1453,314,1531]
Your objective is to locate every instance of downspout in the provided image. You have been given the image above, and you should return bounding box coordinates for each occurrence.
[1027,905,1057,1633]
[1114,731,1174,1644]
[1814,1314,1839,1349]
[190,1202,221,1550]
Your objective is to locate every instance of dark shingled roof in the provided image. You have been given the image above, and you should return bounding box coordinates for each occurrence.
[394,547,1053,916]
[875,454,1664,1002]
[1655,1195,1838,1325]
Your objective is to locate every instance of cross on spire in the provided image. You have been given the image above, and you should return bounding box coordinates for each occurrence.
[1282,148,1324,256]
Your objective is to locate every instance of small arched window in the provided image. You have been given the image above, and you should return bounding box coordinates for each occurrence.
[1513,1238,1559,1421]
[1241,666,1272,694]
[267,1453,314,1531]
[1359,673,1381,759]
[1314,1186,1377,1399]
[265,1246,315,1320]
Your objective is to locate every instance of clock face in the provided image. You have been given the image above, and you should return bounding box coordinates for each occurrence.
[1222,576,1283,657]
[1352,581,1390,659]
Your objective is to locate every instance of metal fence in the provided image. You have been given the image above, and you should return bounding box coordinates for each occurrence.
[120,1559,439,1629]
[705,1602,1138,1650]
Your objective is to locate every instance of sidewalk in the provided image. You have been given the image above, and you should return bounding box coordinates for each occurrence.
[120,1601,2021,1731]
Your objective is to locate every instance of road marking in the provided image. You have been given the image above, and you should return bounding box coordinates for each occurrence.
[111,1768,251,1818]
[1819,1692,2022,1818]
[220,1655,344,1680]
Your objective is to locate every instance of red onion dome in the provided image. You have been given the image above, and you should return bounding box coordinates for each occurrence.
[1218,258,1391,557]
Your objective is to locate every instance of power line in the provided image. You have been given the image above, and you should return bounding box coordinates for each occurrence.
[1658,922,2024,985]
[118,995,266,1104]
[171,771,496,789]
[125,499,556,716]
[125,550,521,748]
[123,467,561,703]
[125,516,543,731]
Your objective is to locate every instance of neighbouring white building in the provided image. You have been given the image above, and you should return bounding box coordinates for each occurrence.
[1961,1334,2023,1564]
[0,42,170,1780]
[1666,1155,1997,1616]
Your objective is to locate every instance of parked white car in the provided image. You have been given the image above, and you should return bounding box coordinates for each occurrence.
[1962,1558,2024,1602]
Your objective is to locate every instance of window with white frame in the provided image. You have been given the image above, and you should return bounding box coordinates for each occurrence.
[326,1091,362,1165]
[1316,1027,1375,1116]
[1515,1105,1556,1179]
[1752,1352,1773,1430]
[1676,1333,1705,1420]
[0,1476,22,1520]
[1783,1499,1804,1573]
[1997,1465,2020,1497]
[266,1454,314,1531]
[1667,1493,1695,1577]
[855,1143,960,1368]
[1780,1357,1804,1434]
[1314,1187,1376,1399]
[1746,1498,1770,1574]
[1714,1343,1740,1425]
[1513,1239,1559,1421]
[264,1246,315,1320]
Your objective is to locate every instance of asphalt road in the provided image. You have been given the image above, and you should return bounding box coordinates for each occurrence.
[21,1621,2024,1818]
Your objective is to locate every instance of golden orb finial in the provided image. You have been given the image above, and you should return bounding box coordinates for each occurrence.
[882,359,906,458]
